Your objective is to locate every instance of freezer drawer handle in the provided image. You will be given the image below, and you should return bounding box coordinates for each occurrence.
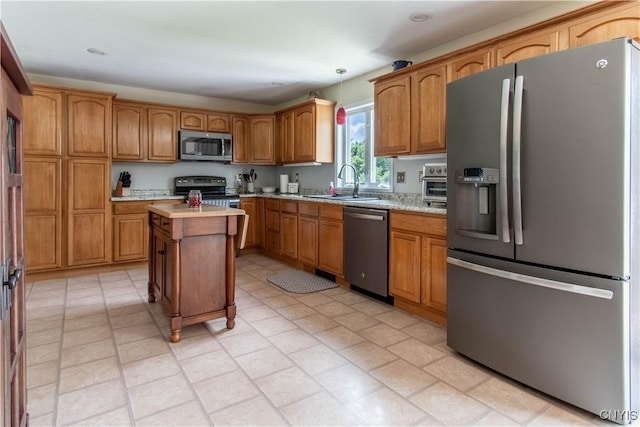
[447,257,614,300]
[512,75,525,245]
[345,212,385,221]
[499,78,511,243]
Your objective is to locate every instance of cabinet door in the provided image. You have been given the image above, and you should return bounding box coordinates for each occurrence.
[449,49,493,81]
[67,93,111,157]
[113,214,148,261]
[298,216,318,266]
[207,113,231,132]
[421,237,447,313]
[265,207,280,253]
[389,230,421,303]
[496,30,560,65]
[282,111,295,163]
[293,104,315,162]
[67,158,111,266]
[374,76,411,156]
[23,87,63,155]
[569,2,640,47]
[112,102,146,160]
[232,116,249,163]
[24,157,62,271]
[180,111,205,130]
[280,212,298,259]
[147,108,177,161]
[318,219,343,276]
[240,198,259,248]
[250,115,275,164]
[411,64,447,153]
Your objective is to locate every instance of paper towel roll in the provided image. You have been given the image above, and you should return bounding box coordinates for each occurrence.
[280,174,289,193]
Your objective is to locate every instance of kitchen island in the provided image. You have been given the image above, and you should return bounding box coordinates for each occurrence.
[147,203,246,342]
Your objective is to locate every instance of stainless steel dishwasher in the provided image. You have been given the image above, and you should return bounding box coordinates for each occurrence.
[344,206,390,300]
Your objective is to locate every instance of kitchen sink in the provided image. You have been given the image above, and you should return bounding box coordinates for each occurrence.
[303,195,381,202]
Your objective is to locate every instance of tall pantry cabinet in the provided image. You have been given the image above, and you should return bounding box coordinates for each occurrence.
[23,85,113,272]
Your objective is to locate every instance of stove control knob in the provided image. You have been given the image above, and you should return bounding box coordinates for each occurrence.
[429,168,435,174]
[436,168,442,174]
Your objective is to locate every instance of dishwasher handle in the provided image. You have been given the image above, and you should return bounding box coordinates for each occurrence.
[345,212,386,221]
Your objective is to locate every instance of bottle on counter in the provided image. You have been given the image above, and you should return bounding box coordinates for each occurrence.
[329,181,335,196]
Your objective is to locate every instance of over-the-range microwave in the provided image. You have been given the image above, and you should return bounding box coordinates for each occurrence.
[178,130,232,162]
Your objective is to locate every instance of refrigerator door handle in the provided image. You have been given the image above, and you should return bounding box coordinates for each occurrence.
[447,257,614,299]
[512,75,524,245]
[499,78,511,243]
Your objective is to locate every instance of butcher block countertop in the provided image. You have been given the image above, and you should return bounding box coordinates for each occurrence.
[147,203,245,219]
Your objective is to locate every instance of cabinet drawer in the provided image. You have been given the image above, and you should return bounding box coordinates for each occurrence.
[298,201,319,217]
[114,199,182,215]
[265,199,280,211]
[319,204,343,220]
[151,213,172,233]
[280,200,297,213]
[390,211,446,237]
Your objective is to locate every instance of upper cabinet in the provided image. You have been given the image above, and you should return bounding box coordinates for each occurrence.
[180,110,231,133]
[495,29,561,65]
[448,48,493,82]
[112,100,178,162]
[568,2,640,47]
[275,99,335,164]
[67,92,112,157]
[23,86,63,156]
[231,114,275,165]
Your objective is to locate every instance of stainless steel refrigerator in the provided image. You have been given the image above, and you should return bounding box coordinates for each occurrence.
[446,38,639,424]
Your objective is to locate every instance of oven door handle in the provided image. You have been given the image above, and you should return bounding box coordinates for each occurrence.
[422,176,447,182]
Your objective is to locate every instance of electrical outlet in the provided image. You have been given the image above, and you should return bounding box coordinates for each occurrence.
[418,170,424,183]
[396,171,406,184]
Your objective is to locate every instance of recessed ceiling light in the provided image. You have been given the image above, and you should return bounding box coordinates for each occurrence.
[409,12,431,22]
[271,82,285,86]
[87,48,107,56]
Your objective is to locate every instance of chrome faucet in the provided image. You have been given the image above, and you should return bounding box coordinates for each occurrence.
[338,163,359,198]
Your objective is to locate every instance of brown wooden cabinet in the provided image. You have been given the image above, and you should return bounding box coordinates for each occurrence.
[374,76,411,156]
[249,115,275,164]
[297,202,319,266]
[239,198,261,248]
[67,92,112,157]
[147,107,178,161]
[232,115,249,163]
[180,110,231,132]
[411,63,448,153]
[389,211,447,324]
[275,99,335,164]
[495,29,561,65]
[569,2,640,47]
[23,86,62,156]
[264,198,280,254]
[280,200,298,259]
[318,204,344,277]
[449,48,493,81]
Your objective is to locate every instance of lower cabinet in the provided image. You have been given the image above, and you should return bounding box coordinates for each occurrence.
[280,200,298,259]
[389,211,447,324]
[264,199,280,254]
[297,202,319,266]
[318,204,344,277]
[239,198,262,248]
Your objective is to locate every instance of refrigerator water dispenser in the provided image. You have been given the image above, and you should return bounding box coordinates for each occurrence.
[455,168,499,240]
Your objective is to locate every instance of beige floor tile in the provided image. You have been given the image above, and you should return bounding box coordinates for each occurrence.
[289,344,349,376]
[268,328,321,354]
[29,413,55,427]
[26,305,65,321]
[56,378,128,425]
[210,395,288,426]
[402,321,447,345]
[121,353,181,388]
[251,286,285,299]
[136,400,211,426]
[236,294,264,309]
[107,301,148,317]
[334,311,380,331]
[348,387,426,426]
[276,303,317,320]
[314,301,355,317]
[182,349,238,383]
[65,294,105,308]
[410,382,490,426]
[74,405,133,426]
[218,331,273,356]
[472,410,520,426]
[61,338,116,368]
[26,328,62,349]
[329,291,370,305]
[387,338,447,368]
[205,316,253,337]
[375,310,422,329]
[27,296,65,310]
[424,355,491,391]
[529,405,598,426]
[314,363,382,403]
[296,292,335,307]
[117,335,170,364]
[109,309,154,329]
[63,311,109,332]
[469,377,550,424]
[255,366,322,408]
[371,359,438,397]
[64,303,106,320]
[315,325,365,351]
[27,383,57,418]
[359,323,411,348]
[195,370,261,413]
[59,356,121,393]
[339,341,398,371]
[350,300,394,316]
[65,286,103,300]
[239,304,279,322]
[235,346,294,379]
[26,342,60,366]
[250,315,297,337]
[281,391,362,426]
[62,324,112,348]
[27,314,63,333]
[169,332,222,360]
[294,313,340,334]
[113,322,161,345]
[128,374,195,420]
[27,360,59,389]
[261,294,298,309]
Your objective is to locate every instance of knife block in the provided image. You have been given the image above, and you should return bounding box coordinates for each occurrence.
[114,180,131,197]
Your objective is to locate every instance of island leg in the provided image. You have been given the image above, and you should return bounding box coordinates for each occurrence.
[170,316,182,343]
[225,230,236,329]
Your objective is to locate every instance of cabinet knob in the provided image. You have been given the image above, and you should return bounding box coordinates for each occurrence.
[158,250,165,255]
[4,268,22,290]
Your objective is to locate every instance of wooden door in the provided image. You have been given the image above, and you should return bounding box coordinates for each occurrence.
[411,64,447,153]
[293,104,315,162]
[449,49,493,81]
[389,231,421,303]
[569,2,640,47]
[67,93,111,157]
[232,116,249,163]
[112,102,146,160]
[147,108,177,162]
[318,219,343,276]
[280,212,298,259]
[421,237,447,313]
[298,215,318,266]
[23,86,62,156]
[1,67,29,427]
[239,198,258,248]
[374,76,411,156]
[495,30,560,65]
[249,116,275,164]
[282,111,295,163]
[180,110,205,130]
[207,113,230,132]
[113,214,148,261]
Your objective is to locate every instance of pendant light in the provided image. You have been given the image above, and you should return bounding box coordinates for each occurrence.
[336,68,347,125]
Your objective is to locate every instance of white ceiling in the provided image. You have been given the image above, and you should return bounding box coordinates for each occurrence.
[2,1,583,105]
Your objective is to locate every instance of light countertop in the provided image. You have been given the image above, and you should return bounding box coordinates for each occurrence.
[148,203,245,219]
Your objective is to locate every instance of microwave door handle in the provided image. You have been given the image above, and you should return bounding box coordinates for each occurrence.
[512,75,524,245]
[499,78,511,243]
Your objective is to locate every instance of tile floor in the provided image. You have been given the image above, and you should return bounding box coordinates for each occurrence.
[25,254,612,426]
